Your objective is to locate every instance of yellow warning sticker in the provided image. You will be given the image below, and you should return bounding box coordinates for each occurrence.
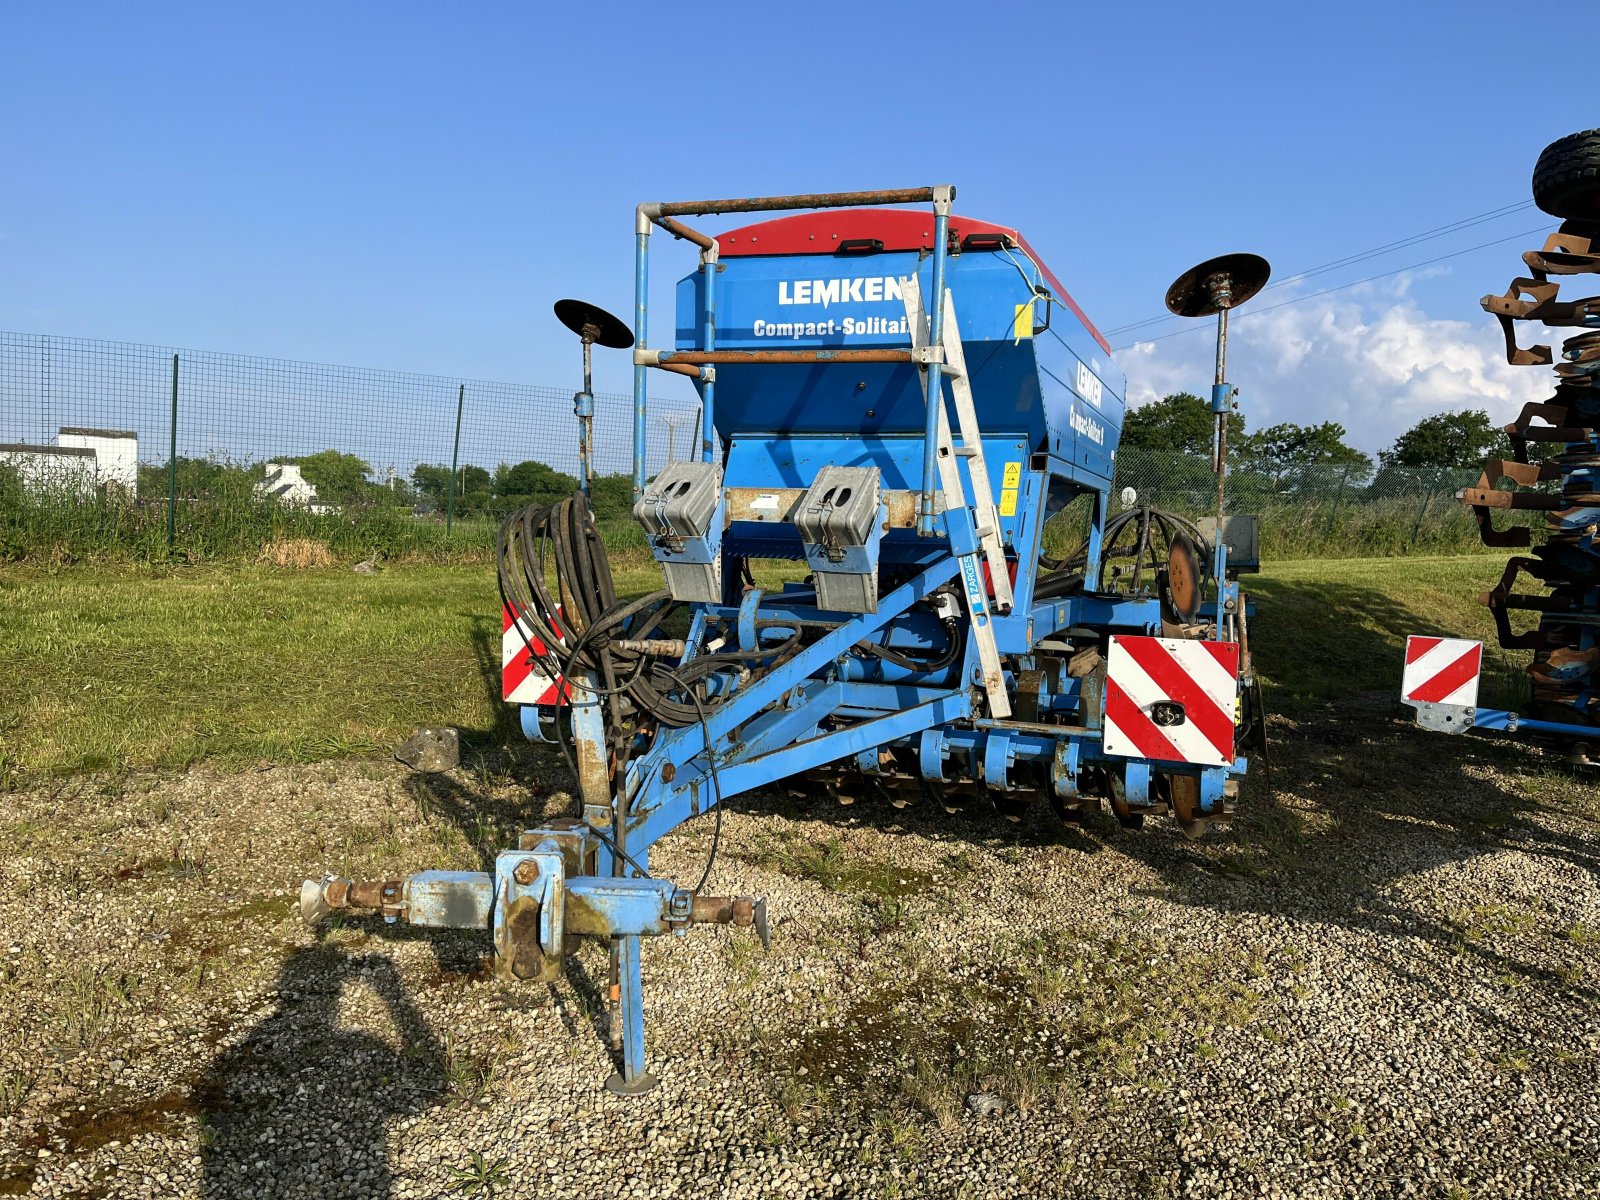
[999,488,1018,516]
[1012,302,1034,340]
[1001,462,1021,489]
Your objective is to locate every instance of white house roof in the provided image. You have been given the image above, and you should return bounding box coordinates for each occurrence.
[0,442,96,456]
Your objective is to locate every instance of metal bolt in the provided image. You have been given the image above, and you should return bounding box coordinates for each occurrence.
[513,860,539,886]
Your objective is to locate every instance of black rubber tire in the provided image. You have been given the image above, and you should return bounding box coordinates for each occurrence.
[1533,129,1600,219]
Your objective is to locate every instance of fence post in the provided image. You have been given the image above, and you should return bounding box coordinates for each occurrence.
[1321,464,1352,541]
[166,354,178,550]
[445,383,464,538]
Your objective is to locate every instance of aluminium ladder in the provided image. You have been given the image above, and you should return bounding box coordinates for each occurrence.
[902,274,1013,718]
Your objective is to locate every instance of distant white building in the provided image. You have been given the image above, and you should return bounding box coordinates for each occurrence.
[258,462,328,511]
[57,427,139,495]
[1,426,139,497]
[0,442,98,495]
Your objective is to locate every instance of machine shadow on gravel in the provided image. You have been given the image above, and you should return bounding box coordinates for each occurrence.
[1111,697,1600,1027]
[696,578,1598,1029]
[195,946,445,1200]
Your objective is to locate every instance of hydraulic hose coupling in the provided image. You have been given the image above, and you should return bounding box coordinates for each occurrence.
[299,874,404,924]
[688,894,771,949]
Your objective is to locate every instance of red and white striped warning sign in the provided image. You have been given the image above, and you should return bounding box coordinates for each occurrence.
[502,604,567,706]
[1401,636,1481,708]
[1103,635,1241,767]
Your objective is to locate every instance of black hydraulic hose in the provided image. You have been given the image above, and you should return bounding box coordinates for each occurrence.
[1049,505,1213,593]
[1034,571,1086,601]
[853,617,964,672]
[498,496,812,811]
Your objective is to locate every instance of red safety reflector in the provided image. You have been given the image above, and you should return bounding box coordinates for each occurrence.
[1401,636,1481,707]
[502,604,568,706]
[1102,636,1241,767]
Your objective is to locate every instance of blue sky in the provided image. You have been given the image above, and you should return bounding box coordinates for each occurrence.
[0,1,1588,453]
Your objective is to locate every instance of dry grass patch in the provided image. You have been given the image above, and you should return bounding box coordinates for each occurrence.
[256,537,336,568]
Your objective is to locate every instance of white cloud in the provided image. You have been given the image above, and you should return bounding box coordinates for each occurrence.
[1118,279,1552,453]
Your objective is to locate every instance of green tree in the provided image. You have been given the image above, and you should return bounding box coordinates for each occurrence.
[411,463,451,503]
[1121,392,1245,457]
[1237,421,1373,490]
[501,460,579,504]
[1379,409,1508,469]
[492,461,513,497]
[587,473,636,522]
[137,456,254,500]
[280,450,373,506]
[413,463,493,510]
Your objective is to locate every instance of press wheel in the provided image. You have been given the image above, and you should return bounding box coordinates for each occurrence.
[1168,774,1208,841]
[1106,769,1145,830]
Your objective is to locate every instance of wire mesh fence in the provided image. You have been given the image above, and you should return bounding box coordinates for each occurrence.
[0,329,701,498]
[0,327,1515,562]
[1110,449,1517,559]
[0,330,708,557]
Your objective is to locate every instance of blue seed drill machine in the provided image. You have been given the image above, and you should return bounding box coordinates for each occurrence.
[302,187,1269,1092]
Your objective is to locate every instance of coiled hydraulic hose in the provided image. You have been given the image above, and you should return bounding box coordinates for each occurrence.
[497,496,800,732]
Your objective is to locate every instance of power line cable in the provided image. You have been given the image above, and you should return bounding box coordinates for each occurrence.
[1111,223,1556,352]
[1265,201,1535,291]
[1103,200,1537,338]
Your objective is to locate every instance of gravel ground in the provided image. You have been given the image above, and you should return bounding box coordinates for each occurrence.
[2,697,1599,1199]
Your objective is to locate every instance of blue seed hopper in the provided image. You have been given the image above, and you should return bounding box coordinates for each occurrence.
[301,187,1261,1093]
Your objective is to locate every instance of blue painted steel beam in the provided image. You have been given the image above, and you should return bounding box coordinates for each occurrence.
[629,691,973,849]
[622,557,961,811]
[404,871,493,928]
[632,219,651,497]
[1474,709,1600,739]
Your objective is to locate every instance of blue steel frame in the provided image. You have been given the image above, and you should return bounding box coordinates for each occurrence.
[341,188,1250,1095]
[1474,710,1600,738]
[587,188,1246,1086]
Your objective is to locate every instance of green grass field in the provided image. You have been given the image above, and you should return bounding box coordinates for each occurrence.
[0,553,1528,780]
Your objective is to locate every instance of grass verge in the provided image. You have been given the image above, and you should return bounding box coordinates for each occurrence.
[1,552,1524,779]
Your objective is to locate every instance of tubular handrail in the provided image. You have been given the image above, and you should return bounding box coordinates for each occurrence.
[647,187,942,219]
[630,185,956,531]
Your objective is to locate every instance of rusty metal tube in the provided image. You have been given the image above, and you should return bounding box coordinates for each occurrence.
[653,187,940,218]
[689,894,756,926]
[653,214,716,250]
[650,349,914,366]
[300,875,403,925]
[650,361,706,378]
[325,877,403,909]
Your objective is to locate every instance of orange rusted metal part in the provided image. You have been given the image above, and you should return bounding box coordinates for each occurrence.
[1460,459,1561,547]
[687,894,756,927]
[1523,230,1600,277]
[649,361,705,378]
[324,878,403,910]
[655,187,938,218]
[659,348,916,366]
[653,214,716,250]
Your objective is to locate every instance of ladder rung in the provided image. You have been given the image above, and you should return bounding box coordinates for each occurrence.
[954,446,977,458]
